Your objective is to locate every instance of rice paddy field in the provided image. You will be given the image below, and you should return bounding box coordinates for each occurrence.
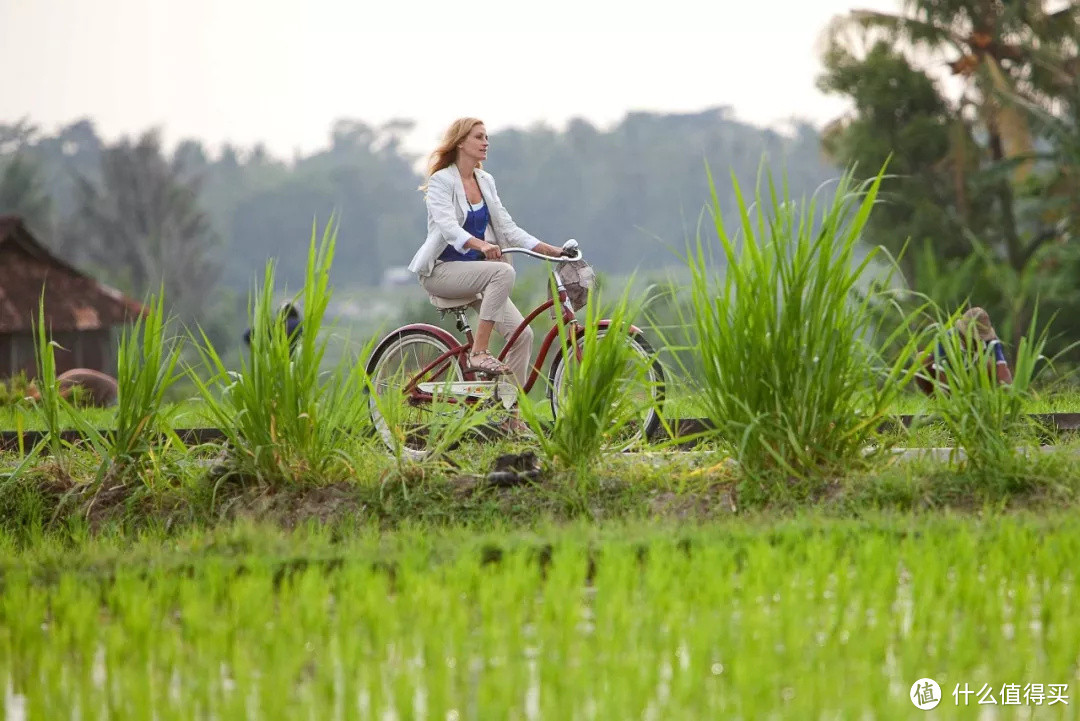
[0,518,1075,720]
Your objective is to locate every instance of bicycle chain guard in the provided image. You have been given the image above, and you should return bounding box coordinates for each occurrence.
[416,380,518,410]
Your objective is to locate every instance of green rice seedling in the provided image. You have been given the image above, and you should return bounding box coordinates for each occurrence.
[673,164,927,492]
[58,290,188,486]
[923,305,1054,490]
[30,293,66,460]
[521,280,662,480]
[12,291,187,487]
[108,289,185,467]
[187,220,377,485]
[0,295,77,488]
[5,517,1080,719]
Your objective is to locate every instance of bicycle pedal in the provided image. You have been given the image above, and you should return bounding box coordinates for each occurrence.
[493,381,518,410]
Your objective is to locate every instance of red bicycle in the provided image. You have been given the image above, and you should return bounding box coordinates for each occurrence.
[365,243,665,457]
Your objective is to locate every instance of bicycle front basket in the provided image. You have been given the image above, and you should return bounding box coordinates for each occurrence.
[550,258,596,312]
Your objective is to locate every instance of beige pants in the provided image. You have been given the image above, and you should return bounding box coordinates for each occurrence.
[421,260,535,385]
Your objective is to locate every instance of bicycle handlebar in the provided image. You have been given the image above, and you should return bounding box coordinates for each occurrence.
[501,242,583,263]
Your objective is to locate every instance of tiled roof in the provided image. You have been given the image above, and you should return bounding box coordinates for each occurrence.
[0,215,145,333]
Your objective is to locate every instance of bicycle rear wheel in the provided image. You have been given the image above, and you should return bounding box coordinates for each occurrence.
[366,329,464,459]
[548,328,665,447]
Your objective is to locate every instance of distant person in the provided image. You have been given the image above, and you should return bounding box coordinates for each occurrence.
[914,307,1013,395]
[25,368,119,407]
[243,302,302,353]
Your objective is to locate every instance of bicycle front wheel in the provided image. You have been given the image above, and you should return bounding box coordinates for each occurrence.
[367,328,464,459]
[548,328,665,447]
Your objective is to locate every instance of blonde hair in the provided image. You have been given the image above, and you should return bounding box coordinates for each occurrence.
[419,117,484,191]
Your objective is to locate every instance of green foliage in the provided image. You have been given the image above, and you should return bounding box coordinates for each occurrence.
[364,364,497,471]
[30,294,66,460]
[522,282,660,478]
[0,372,32,407]
[819,1,1080,363]
[1,296,83,495]
[679,165,927,487]
[923,306,1052,487]
[2,112,837,298]
[17,292,188,486]
[187,220,376,485]
[817,41,976,273]
[486,110,834,276]
[95,290,186,482]
[908,233,1080,351]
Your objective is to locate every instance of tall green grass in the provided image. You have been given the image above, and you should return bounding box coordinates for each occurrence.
[5,292,187,486]
[922,306,1052,486]
[188,221,376,485]
[79,290,186,484]
[674,166,925,488]
[523,282,660,478]
[30,294,65,460]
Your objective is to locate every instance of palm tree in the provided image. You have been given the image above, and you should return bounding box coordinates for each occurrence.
[823,0,1078,270]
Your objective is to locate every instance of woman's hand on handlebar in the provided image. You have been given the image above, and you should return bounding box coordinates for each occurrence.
[465,237,502,259]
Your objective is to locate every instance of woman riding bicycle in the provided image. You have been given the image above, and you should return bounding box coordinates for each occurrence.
[408,117,566,383]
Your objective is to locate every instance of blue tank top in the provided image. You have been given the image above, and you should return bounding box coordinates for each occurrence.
[438,201,489,262]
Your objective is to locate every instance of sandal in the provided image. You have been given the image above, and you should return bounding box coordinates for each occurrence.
[467,350,512,376]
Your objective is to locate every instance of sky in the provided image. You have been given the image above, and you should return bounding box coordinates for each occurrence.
[0,0,906,160]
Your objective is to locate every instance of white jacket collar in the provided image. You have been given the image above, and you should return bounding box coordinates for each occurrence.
[448,164,488,216]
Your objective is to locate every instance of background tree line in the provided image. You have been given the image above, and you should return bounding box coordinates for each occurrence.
[0,108,834,289]
[0,108,834,350]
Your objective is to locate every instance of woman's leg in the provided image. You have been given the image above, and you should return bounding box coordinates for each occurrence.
[470,297,535,434]
[472,319,497,358]
[421,260,515,355]
[470,298,533,386]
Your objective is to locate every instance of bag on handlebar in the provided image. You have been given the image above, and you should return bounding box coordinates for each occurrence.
[548,258,596,314]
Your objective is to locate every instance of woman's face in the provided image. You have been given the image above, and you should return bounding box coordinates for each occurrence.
[458,124,488,162]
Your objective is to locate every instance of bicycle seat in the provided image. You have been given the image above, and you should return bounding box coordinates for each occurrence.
[428,293,481,311]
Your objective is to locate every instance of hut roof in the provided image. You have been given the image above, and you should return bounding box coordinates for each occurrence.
[0,215,146,333]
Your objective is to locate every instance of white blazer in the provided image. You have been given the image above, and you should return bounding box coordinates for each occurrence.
[408,165,541,277]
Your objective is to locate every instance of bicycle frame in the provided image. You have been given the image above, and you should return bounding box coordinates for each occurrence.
[398,288,579,405]
[499,292,580,390]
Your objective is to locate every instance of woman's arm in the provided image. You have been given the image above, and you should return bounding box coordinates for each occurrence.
[530,241,566,257]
